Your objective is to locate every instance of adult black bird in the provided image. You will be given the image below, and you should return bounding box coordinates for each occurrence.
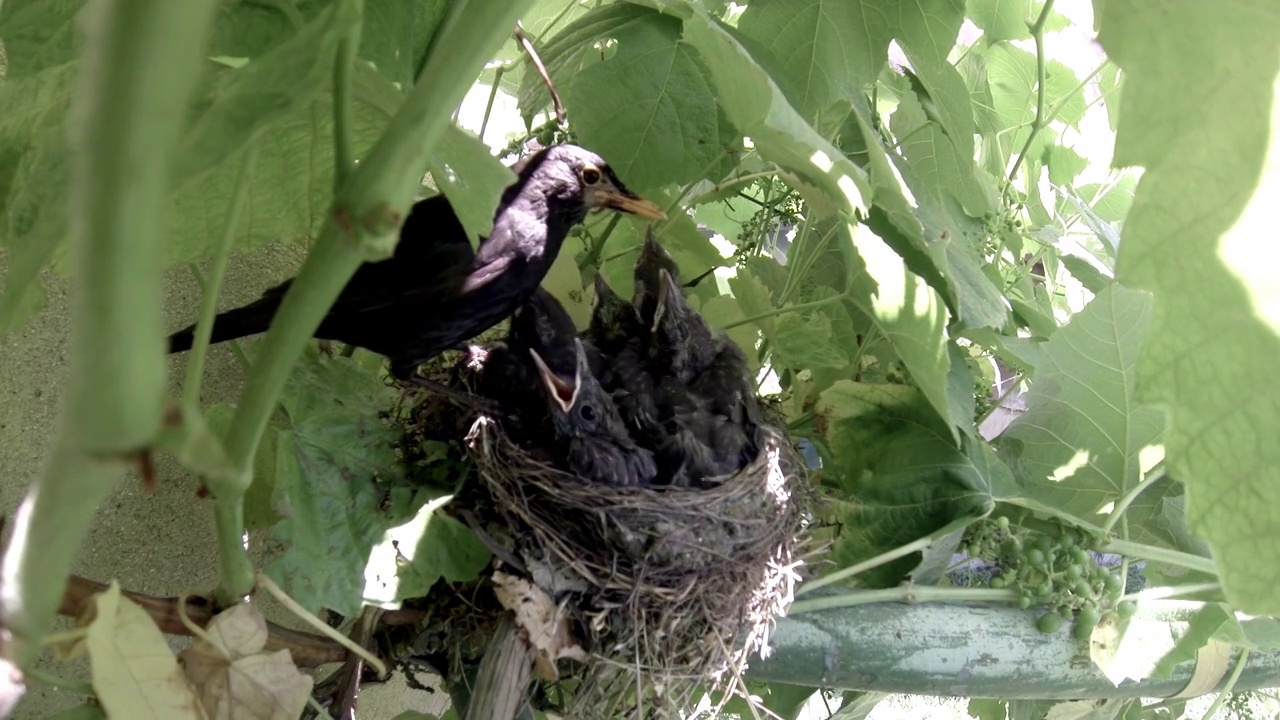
[530,338,657,486]
[167,144,665,381]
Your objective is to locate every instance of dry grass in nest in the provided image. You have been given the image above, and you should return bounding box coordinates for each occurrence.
[397,360,813,719]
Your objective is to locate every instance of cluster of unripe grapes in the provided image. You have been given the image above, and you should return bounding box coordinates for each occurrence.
[956,516,1136,641]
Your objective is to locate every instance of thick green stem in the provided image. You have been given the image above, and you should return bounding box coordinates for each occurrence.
[797,535,934,596]
[1005,0,1056,186]
[0,0,218,666]
[214,0,536,603]
[479,65,505,143]
[332,0,363,191]
[1101,469,1165,535]
[184,145,259,408]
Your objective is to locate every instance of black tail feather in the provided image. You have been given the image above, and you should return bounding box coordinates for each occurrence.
[167,300,279,354]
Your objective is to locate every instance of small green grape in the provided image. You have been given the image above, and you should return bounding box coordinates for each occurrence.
[1065,564,1083,581]
[1117,601,1136,619]
[1037,580,1053,598]
[1017,595,1032,610]
[1059,532,1076,549]
[1034,535,1053,554]
[1026,548,1046,567]
[537,128,555,145]
[1070,547,1089,565]
[1059,605,1075,621]
[1075,606,1101,641]
[996,516,1010,531]
[1037,612,1062,633]
[1104,574,1123,595]
[1075,580,1095,597]
[991,576,1007,589]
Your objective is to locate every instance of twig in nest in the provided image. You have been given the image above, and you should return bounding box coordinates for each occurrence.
[514,22,566,129]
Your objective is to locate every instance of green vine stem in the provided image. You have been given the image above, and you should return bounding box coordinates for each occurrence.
[722,292,846,330]
[796,534,933,597]
[211,0,536,604]
[1102,538,1218,577]
[0,0,220,667]
[1101,468,1165,535]
[184,144,259,408]
[1198,648,1249,720]
[1004,0,1056,187]
[332,0,363,191]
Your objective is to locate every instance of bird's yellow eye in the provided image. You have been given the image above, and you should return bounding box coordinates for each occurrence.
[581,166,602,185]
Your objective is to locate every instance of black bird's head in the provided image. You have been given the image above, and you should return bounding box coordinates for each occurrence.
[519,145,666,224]
[650,267,715,374]
[530,338,628,440]
[587,274,642,353]
[506,287,580,381]
[632,226,680,326]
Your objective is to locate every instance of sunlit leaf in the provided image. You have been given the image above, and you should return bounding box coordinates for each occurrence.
[1100,0,1280,614]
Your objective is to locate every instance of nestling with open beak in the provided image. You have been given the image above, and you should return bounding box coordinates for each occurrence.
[530,339,657,486]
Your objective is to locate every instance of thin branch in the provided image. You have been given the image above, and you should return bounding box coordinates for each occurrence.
[187,264,251,370]
[1199,649,1250,720]
[515,23,565,128]
[723,293,846,330]
[796,535,935,596]
[479,64,506,143]
[184,144,259,407]
[1005,0,1057,186]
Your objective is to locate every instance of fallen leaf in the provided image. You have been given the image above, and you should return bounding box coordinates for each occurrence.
[179,603,312,720]
[85,582,204,720]
[492,571,587,681]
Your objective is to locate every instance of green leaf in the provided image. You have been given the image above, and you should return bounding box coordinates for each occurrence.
[1046,144,1087,186]
[360,0,448,89]
[381,495,491,601]
[264,347,405,615]
[1099,0,1280,614]
[824,389,994,587]
[892,89,997,219]
[1044,59,1086,128]
[994,285,1166,525]
[426,125,515,241]
[179,0,360,183]
[0,0,82,79]
[967,0,1031,41]
[737,0,892,123]
[1123,477,1210,557]
[1058,253,1112,294]
[46,705,107,720]
[560,9,726,192]
[205,403,282,530]
[772,312,849,371]
[845,224,955,436]
[635,0,872,213]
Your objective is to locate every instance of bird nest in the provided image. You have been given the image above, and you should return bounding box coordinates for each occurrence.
[397,357,813,719]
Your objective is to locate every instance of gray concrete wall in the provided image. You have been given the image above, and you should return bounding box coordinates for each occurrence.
[0,243,447,718]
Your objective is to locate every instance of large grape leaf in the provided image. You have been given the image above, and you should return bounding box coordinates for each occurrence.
[994,285,1166,527]
[967,0,1031,41]
[0,0,83,79]
[817,381,994,587]
[264,347,407,615]
[516,4,725,192]
[1099,0,1280,613]
[737,0,892,125]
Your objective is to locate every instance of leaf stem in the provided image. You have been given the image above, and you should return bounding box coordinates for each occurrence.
[1102,538,1217,577]
[723,292,845,330]
[213,0,536,604]
[1123,581,1221,603]
[685,168,776,208]
[0,0,219,667]
[184,144,259,408]
[479,64,506,143]
[187,264,252,371]
[1004,0,1056,186]
[582,213,622,272]
[332,0,364,191]
[796,535,934,596]
[1101,468,1166,536]
[660,146,735,221]
[789,586,1018,615]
